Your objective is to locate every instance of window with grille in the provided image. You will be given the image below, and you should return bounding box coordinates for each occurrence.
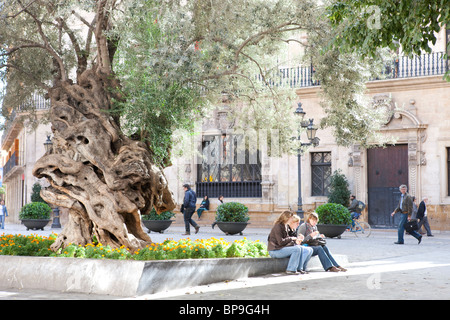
[311,152,332,196]
[196,134,262,198]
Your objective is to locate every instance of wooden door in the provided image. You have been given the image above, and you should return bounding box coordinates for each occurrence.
[367,145,408,227]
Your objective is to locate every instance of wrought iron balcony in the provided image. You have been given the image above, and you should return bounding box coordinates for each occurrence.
[269,51,448,88]
[3,151,20,177]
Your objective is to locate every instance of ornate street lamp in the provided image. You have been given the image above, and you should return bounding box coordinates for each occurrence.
[44,135,53,153]
[43,135,61,228]
[293,102,320,219]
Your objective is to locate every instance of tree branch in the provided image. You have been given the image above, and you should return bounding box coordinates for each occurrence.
[16,0,67,81]
[0,63,50,90]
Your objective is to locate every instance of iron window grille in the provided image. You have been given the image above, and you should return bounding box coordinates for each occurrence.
[196,134,262,198]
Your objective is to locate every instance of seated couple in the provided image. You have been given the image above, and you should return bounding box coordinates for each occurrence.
[267,211,347,275]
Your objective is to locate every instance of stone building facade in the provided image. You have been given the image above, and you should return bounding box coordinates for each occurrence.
[165,35,450,230]
[1,96,52,224]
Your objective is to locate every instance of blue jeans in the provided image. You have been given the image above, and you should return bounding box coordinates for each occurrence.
[311,245,340,271]
[398,213,421,243]
[0,215,4,229]
[269,245,313,272]
[350,212,360,227]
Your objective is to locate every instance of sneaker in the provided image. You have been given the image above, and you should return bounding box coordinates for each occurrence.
[326,266,340,272]
[298,270,309,274]
[286,270,299,275]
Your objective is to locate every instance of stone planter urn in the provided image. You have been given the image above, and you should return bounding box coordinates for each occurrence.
[215,221,249,235]
[142,219,173,233]
[21,219,51,231]
[317,224,348,239]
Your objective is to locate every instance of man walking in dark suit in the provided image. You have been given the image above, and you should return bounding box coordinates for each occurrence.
[416,197,433,237]
[181,184,200,236]
[391,185,422,244]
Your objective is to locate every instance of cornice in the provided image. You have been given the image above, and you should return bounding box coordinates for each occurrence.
[295,75,450,98]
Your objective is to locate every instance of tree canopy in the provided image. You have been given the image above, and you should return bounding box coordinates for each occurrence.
[326,0,450,81]
[0,0,396,164]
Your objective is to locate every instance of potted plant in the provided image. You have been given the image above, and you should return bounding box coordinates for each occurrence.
[19,202,52,231]
[141,209,175,233]
[214,202,250,235]
[315,203,352,238]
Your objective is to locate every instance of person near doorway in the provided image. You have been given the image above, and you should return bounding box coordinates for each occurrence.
[391,185,422,244]
[348,195,364,227]
[0,200,8,229]
[181,184,199,235]
[416,197,433,237]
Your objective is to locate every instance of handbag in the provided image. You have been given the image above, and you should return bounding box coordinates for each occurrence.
[304,237,326,246]
[404,219,419,233]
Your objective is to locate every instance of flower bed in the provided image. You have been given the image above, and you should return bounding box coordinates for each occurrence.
[0,233,268,260]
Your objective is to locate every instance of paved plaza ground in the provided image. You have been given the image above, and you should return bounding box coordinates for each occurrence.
[0,223,449,301]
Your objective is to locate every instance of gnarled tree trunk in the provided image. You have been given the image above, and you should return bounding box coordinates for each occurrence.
[32,66,175,252]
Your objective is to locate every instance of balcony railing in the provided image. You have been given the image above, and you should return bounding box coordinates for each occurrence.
[266,51,448,88]
[1,93,51,146]
[195,181,262,198]
[3,151,20,177]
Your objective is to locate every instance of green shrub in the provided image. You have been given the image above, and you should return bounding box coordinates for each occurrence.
[19,202,52,220]
[31,182,47,203]
[141,208,175,220]
[315,203,352,225]
[327,169,351,207]
[215,202,249,222]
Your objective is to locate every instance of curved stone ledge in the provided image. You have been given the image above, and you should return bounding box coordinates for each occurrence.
[0,254,347,297]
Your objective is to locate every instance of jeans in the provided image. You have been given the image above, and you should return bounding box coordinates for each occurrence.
[0,215,4,229]
[269,245,313,272]
[350,212,360,227]
[311,245,340,271]
[196,208,207,219]
[183,207,198,233]
[398,213,421,243]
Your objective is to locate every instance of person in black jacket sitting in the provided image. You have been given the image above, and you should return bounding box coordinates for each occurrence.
[416,197,433,237]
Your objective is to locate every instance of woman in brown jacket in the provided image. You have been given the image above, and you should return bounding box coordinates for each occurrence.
[267,211,313,274]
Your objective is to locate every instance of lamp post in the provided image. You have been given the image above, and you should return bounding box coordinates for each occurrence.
[43,135,61,228]
[293,102,319,219]
[44,135,53,153]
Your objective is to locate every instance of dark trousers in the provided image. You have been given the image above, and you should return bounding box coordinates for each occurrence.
[183,207,198,233]
[398,213,421,243]
[417,216,433,236]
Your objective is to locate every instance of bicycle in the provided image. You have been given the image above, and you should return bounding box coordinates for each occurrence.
[348,217,372,238]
